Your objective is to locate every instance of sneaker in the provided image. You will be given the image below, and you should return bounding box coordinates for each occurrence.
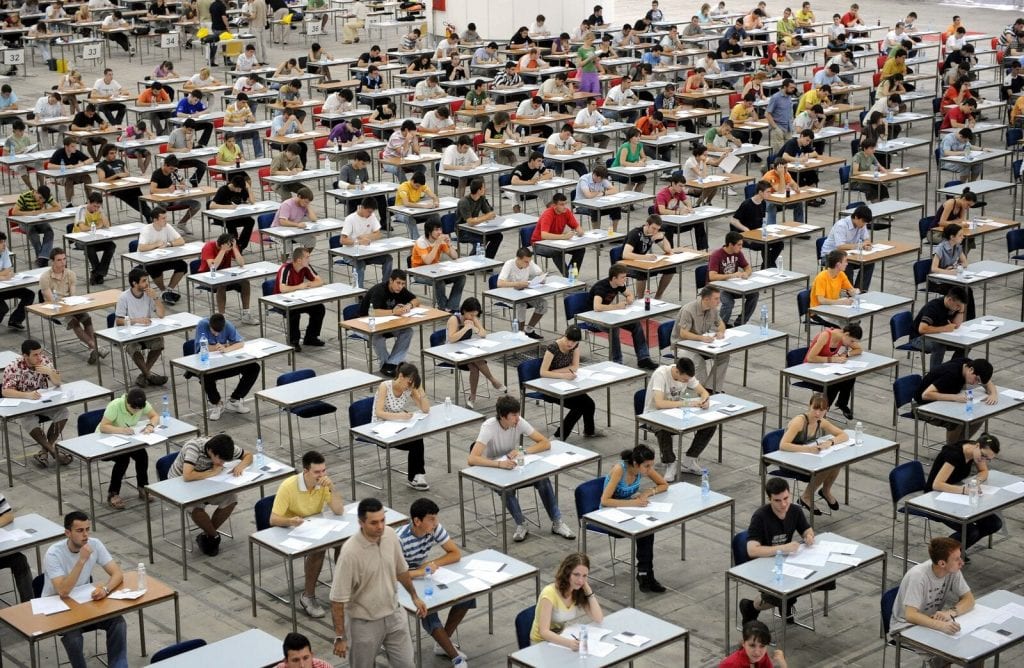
[638,358,659,371]
[551,520,576,539]
[679,459,704,476]
[303,338,326,347]
[87,349,99,365]
[637,572,666,593]
[452,658,469,667]
[524,329,543,340]
[300,594,326,618]
[208,402,224,421]
[161,292,176,305]
[147,373,168,386]
[225,397,251,414]
[466,397,474,410]
[407,474,430,491]
[726,187,738,197]
[513,523,529,542]
[129,46,136,57]
[135,373,149,387]
[240,311,259,326]
[7,321,24,331]
[663,461,679,482]
[434,643,464,658]
[740,598,760,625]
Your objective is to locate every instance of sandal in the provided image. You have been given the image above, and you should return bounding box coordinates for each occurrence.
[32,452,48,469]
[107,495,126,510]
[57,452,72,466]
[138,488,154,503]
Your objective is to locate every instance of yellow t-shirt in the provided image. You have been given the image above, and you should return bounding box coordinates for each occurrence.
[270,474,332,519]
[218,143,243,164]
[730,102,753,123]
[796,89,822,115]
[880,58,906,80]
[795,9,814,25]
[396,181,427,206]
[530,583,582,644]
[1012,96,1024,124]
[72,208,103,233]
[810,268,854,307]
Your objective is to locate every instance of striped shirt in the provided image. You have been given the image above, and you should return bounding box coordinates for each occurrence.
[396,522,450,568]
[0,492,11,518]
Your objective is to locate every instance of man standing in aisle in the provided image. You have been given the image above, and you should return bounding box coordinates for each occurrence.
[330,497,427,667]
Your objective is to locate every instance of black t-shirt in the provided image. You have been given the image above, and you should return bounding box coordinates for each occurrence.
[150,168,175,189]
[926,442,974,491]
[268,0,288,10]
[72,111,101,128]
[360,282,417,315]
[210,0,228,31]
[358,53,384,64]
[625,227,659,255]
[149,2,169,15]
[51,148,89,166]
[734,197,765,230]
[781,137,814,159]
[588,277,624,306]
[913,296,957,336]
[915,359,966,404]
[213,184,250,205]
[98,158,127,178]
[484,121,507,140]
[511,162,541,181]
[747,503,811,548]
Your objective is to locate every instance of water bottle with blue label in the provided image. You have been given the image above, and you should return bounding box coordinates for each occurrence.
[966,388,974,417]
[579,625,589,657]
[511,317,519,333]
[759,304,769,335]
[701,468,710,498]
[255,437,265,467]
[423,565,434,599]
[567,263,576,285]
[198,335,210,368]
[161,395,170,428]
[774,550,784,584]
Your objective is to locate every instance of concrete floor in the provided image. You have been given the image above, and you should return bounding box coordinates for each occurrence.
[1,0,1023,666]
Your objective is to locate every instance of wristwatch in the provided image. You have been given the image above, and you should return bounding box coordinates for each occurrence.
[334,635,346,642]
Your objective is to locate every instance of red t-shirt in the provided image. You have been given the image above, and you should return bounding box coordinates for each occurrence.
[941,107,968,130]
[274,261,316,294]
[719,647,773,668]
[655,186,688,212]
[840,11,858,26]
[530,206,580,243]
[198,239,234,272]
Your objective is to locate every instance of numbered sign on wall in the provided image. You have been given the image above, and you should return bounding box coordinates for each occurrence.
[2,49,23,66]
[160,32,179,49]
[306,22,323,35]
[81,44,102,61]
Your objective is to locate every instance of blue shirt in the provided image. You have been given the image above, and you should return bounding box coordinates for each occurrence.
[195,318,243,346]
[940,132,967,156]
[175,97,206,115]
[812,70,839,87]
[820,216,869,257]
[766,90,794,131]
[640,52,660,66]
[0,92,17,110]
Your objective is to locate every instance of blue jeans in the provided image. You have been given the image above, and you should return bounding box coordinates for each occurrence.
[22,223,53,263]
[354,255,393,288]
[432,275,465,311]
[719,290,759,326]
[505,479,561,525]
[62,616,128,668]
[383,163,426,182]
[371,328,412,366]
[765,201,804,226]
[232,130,264,158]
[911,336,962,371]
[607,321,650,364]
[421,599,477,633]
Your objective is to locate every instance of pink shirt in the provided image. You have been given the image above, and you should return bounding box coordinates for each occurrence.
[272,198,308,227]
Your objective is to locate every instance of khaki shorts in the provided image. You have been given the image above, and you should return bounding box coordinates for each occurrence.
[125,336,165,356]
[186,492,237,513]
[19,406,69,430]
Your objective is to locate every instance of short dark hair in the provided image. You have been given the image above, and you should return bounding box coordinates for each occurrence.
[496,395,521,418]
[928,536,961,563]
[843,323,863,340]
[742,620,772,646]
[357,497,384,520]
[20,339,41,355]
[564,324,582,342]
[128,267,148,288]
[126,388,147,410]
[765,477,790,497]
[208,312,226,332]
[389,268,407,282]
[851,204,873,223]
[409,497,440,521]
[63,510,89,530]
[301,450,325,470]
[946,286,968,303]
[966,358,993,384]
[724,231,743,246]
[977,433,1000,454]
[674,357,696,376]
[203,434,235,460]
[515,247,533,259]
[825,249,847,268]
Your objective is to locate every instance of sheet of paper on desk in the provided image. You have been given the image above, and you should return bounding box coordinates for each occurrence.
[61,296,90,306]
[827,553,862,566]
[31,595,70,615]
[545,452,587,467]
[133,432,166,446]
[630,514,660,527]
[561,625,612,642]
[550,381,577,391]
[521,454,542,466]
[980,484,1001,496]
[290,519,337,541]
[548,239,574,247]
[691,410,727,422]
[594,508,633,523]
[1001,389,1024,401]
[148,318,179,328]
[0,527,29,542]
[222,470,262,486]
[69,584,96,604]
[614,631,650,647]
[468,569,513,585]
[998,602,1024,619]
[297,287,336,300]
[935,492,971,505]
[457,577,489,593]
[786,544,830,567]
[1001,481,1024,494]
[359,315,399,325]
[639,501,672,513]
[0,398,21,407]
[781,563,814,579]
[972,629,1010,645]
[280,537,312,551]
[474,339,501,349]
[107,588,145,600]
[586,641,617,658]
[98,436,130,447]
[371,421,409,438]
[952,605,1011,638]
[463,558,505,572]
[459,346,486,356]
[429,567,463,586]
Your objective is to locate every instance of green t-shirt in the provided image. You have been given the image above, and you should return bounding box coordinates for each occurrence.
[98,395,153,431]
[852,150,878,173]
[466,89,488,106]
[577,46,598,73]
[611,141,643,167]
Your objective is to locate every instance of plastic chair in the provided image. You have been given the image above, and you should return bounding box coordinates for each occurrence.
[514,607,535,649]
[519,225,535,251]
[341,302,371,365]
[563,292,605,357]
[633,388,652,442]
[891,373,923,440]
[911,259,932,310]
[150,639,207,663]
[761,429,811,503]
[657,320,675,359]
[795,289,812,345]
[784,347,822,406]
[694,265,707,291]
[516,357,557,429]
[888,311,917,370]
[276,369,341,449]
[573,477,627,585]
[889,460,935,563]
[1008,229,1024,263]
[256,212,277,259]
[487,273,516,323]
[609,245,623,264]
[879,586,899,663]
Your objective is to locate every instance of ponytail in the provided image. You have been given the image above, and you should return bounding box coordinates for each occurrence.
[620,444,655,467]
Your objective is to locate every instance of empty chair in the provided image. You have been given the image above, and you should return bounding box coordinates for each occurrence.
[151,639,207,663]
[276,369,341,448]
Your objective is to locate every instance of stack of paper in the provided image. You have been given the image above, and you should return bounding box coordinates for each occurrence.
[31,595,70,615]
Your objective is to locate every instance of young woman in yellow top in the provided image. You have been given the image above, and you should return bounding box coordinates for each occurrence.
[530,553,604,646]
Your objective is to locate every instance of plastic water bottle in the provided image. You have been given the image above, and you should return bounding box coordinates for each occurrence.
[515,445,525,468]
[444,396,452,420]
[161,395,170,428]
[761,225,768,241]
[60,160,66,175]
[759,304,769,335]
[957,264,965,280]
[209,262,217,278]
[964,141,972,158]
[855,420,863,445]
[198,335,210,368]
[968,477,980,507]
[853,292,861,310]
[476,242,484,258]
[773,550,784,584]
[354,175,362,192]
[644,288,651,311]
[423,565,434,598]
[89,221,96,234]
[368,305,376,332]
[873,165,879,179]
[578,625,589,657]
[700,468,710,498]
[511,317,519,333]
[255,437,265,467]
[776,257,784,274]
[567,263,576,285]
[965,388,974,417]
[136,562,147,592]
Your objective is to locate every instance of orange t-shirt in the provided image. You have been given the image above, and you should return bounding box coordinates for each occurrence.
[410,238,451,267]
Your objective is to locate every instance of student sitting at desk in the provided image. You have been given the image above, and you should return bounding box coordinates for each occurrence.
[589,263,659,371]
[530,552,601,644]
[167,434,252,556]
[198,233,256,323]
[2,338,70,467]
[781,392,849,515]
[412,220,464,313]
[914,358,997,445]
[446,298,506,409]
[11,184,59,268]
[39,248,104,365]
[96,388,156,510]
[373,363,430,490]
[539,325,602,439]
[137,206,187,304]
[149,156,200,234]
[115,267,168,388]
[359,269,421,376]
[274,246,326,351]
[720,620,787,668]
[209,174,256,254]
[926,434,1003,554]
[469,395,577,542]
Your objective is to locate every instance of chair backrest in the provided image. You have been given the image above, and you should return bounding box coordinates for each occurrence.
[498,174,513,188]
[912,259,931,290]
[32,573,43,598]
[880,586,899,637]
[343,303,361,320]
[1007,128,1023,149]
[257,212,276,229]
[892,373,923,410]
[796,290,809,319]
[785,346,808,368]
[151,639,208,663]
[76,408,104,437]
[573,477,606,521]
[329,234,341,249]
[731,530,750,566]
[128,240,138,253]
[278,368,316,386]
[156,452,178,481]
[261,278,276,297]
[514,606,535,649]
[253,495,275,532]
[609,245,623,264]
[429,328,446,347]
[519,224,535,249]
[656,320,675,351]
[488,273,499,290]
[516,357,542,391]
[183,338,196,356]
[838,165,851,185]
[440,212,457,235]
[850,138,860,156]
[694,265,707,290]
[918,216,937,242]
[889,311,913,345]
[761,428,784,455]
[815,237,825,261]
[888,460,926,507]
[188,259,201,275]
[348,396,374,429]
[563,291,591,322]
[743,183,757,199]
[1008,229,1024,256]
[633,388,646,416]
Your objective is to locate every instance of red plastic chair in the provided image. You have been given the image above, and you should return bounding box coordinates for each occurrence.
[258,166,273,195]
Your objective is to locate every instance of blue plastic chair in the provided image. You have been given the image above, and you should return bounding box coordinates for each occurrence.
[276,369,340,447]
[889,460,936,562]
[573,477,626,583]
[761,429,811,501]
[880,586,899,661]
[889,312,917,372]
[151,639,207,663]
[656,320,675,359]
[891,373,923,442]
[514,607,535,649]
[1008,229,1024,263]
